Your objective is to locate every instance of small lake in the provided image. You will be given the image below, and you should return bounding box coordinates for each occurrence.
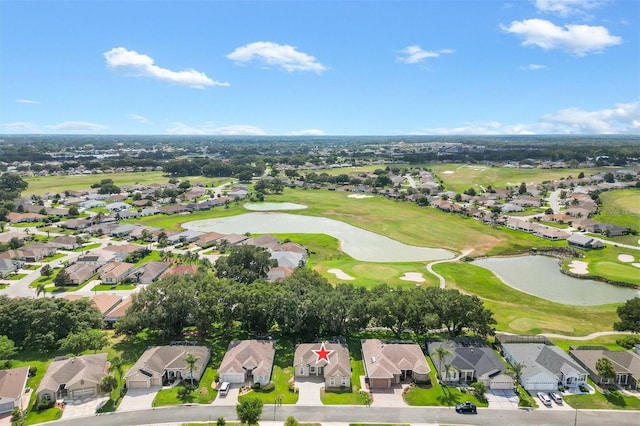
[244,202,308,211]
[183,212,454,262]
[472,255,640,305]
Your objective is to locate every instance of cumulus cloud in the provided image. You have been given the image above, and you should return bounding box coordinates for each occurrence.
[533,0,604,17]
[104,47,229,88]
[129,114,150,124]
[397,45,454,64]
[3,122,37,131]
[227,41,326,73]
[501,19,621,56]
[16,99,39,104]
[288,129,325,136]
[47,121,107,131]
[413,101,639,135]
[167,122,267,136]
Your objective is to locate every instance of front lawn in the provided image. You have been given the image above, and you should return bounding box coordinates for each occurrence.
[153,366,218,406]
[74,242,101,252]
[91,283,136,291]
[7,273,28,280]
[564,384,640,410]
[25,407,62,425]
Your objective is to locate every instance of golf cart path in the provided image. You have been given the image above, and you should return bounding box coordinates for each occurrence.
[426,249,474,289]
[499,330,637,340]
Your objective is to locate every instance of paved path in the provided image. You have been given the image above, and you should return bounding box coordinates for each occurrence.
[426,249,474,289]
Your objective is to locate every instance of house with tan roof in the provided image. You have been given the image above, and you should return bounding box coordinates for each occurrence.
[64,263,98,285]
[98,262,134,284]
[218,340,276,386]
[569,347,640,390]
[361,339,430,389]
[196,231,227,248]
[130,261,171,284]
[0,366,30,413]
[294,342,351,389]
[36,353,109,402]
[49,235,81,250]
[104,296,133,327]
[125,345,210,388]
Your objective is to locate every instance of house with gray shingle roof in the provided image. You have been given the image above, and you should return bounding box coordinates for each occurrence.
[427,340,514,390]
[361,339,430,389]
[0,366,29,413]
[125,345,210,389]
[569,347,640,390]
[294,342,351,389]
[218,340,276,387]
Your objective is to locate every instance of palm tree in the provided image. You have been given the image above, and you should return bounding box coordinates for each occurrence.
[109,357,124,389]
[35,283,46,298]
[433,345,452,383]
[184,353,199,389]
[507,361,525,388]
[443,363,455,384]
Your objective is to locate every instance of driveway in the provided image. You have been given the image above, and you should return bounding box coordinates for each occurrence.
[211,383,239,406]
[295,378,323,406]
[369,384,408,407]
[61,395,109,419]
[486,389,519,410]
[118,387,161,412]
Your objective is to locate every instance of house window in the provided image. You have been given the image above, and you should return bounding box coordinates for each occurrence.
[341,377,348,386]
[330,377,335,386]
[299,367,304,375]
[310,366,315,374]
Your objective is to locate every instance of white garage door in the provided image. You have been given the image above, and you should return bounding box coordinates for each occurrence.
[71,387,95,398]
[0,401,14,413]
[127,380,149,389]
[220,373,245,384]
[527,383,556,392]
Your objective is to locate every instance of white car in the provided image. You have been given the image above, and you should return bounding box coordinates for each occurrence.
[219,381,230,396]
[549,391,563,404]
[537,392,552,407]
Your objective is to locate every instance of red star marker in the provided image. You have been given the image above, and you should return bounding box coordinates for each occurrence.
[313,342,334,364]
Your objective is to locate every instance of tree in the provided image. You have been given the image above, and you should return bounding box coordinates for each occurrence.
[0,174,28,201]
[68,206,79,217]
[100,375,118,393]
[59,329,107,355]
[471,381,487,401]
[40,264,53,278]
[35,283,47,298]
[432,345,452,382]
[507,361,525,387]
[596,357,616,385]
[614,297,640,333]
[603,172,615,183]
[184,352,199,389]
[518,182,527,195]
[215,245,271,284]
[284,416,300,426]
[236,397,263,425]
[54,269,71,287]
[0,335,17,359]
[109,357,124,387]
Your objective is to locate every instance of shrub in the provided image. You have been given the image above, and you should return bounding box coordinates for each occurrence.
[36,400,54,412]
[251,382,261,390]
[616,335,640,349]
[0,360,12,370]
[260,382,275,392]
[28,366,37,377]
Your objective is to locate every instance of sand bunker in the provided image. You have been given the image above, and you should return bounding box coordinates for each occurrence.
[568,260,589,275]
[632,263,640,269]
[618,254,634,263]
[442,170,455,175]
[400,272,425,283]
[347,194,373,199]
[327,268,355,280]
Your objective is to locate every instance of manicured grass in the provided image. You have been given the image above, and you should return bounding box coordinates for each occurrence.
[74,242,101,251]
[403,357,487,407]
[549,335,628,352]
[568,245,640,287]
[25,407,62,425]
[152,366,218,406]
[23,264,41,270]
[91,284,137,291]
[133,250,162,267]
[594,188,640,231]
[564,381,640,410]
[7,273,28,280]
[41,253,66,263]
[434,261,620,336]
[123,205,245,231]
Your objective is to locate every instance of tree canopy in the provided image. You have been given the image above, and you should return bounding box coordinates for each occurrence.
[0,174,28,201]
[614,297,640,333]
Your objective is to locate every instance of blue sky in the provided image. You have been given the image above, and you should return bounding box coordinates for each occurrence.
[1,0,638,135]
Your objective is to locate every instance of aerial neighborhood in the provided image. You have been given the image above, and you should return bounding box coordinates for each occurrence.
[0,135,638,425]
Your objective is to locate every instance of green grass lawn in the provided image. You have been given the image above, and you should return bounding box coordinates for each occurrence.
[594,188,640,231]
[566,245,640,287]
[123,205,245,231]
[434,261,620,336]
[91,283,137,291]
[41,253,66,263]
[23,264,41,270]
[403,358,488,407]
[564,382,640,410]
[74,242,101,252]
[25,407,62,425]
[8,273,28,280]
[153,366,218,406]
[549,335,629,352]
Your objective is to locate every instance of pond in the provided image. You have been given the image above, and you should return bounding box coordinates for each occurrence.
[472,255,640,305]
[244,202,308,211]
[183,212,454,262]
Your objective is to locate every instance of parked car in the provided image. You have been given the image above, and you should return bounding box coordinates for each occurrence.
[219,381,230,396]
[455,401,477,414]
[549,391,563,404]
[537,392,552,407]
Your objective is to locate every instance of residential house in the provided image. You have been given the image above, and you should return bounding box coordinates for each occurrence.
[90,294,124,317]
[103,243,145,261]
[270,251,305,268]
[18,243,56,263]
[535,227,570,241]
[0,232,30,245]
[427,341,514,390]
[166,230,203,245]
[124,345,210,388]
[569,348,640,390]
[109,224,139,238]
[0,366,30,413]
[294,342,351,389]
[0,259,18,278]
[60,217,93,230]
[75,250,117,267]
[65,263,97,285]
[6,212,45,223]
[499,339,587,391]
[219,233,249,246]
[267,266,295,282]
[158,205,189,215]
[130,261,171,284]
[104,296,133,327]
[49,235,81,250]
[99,262,134,284]
[245,234,281,249]
[36,353,109,402]
[361,339,430,389]
[78,200,106,209]
[105,202,131,212]
[587,223,628,237]
[218,340,276,386]
[567,234,604,250]
[196,232,227,249]
[160,265,198,278]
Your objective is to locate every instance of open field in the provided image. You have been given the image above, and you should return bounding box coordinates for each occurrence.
[594,188,640,231]
[429,164,614,193]
[433,261,620,336]
[23,172,229,195]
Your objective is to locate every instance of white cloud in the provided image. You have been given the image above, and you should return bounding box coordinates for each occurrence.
[397,45,454,64]
[413,101,639,135]
[3,122,37,131]
[167,122,267,136]
[129,114,150,124]
[227,41,326,73]
[501,18,621,55]
[16,99,39,104]
[104,47,229,88]
[522,63,546,70]
[47,121,107,131]
[288,129,325,136]
[533,0,604,17]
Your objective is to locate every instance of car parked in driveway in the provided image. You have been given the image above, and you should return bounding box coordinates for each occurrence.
[219,382,230,396]
[455,401,477,414]
[537,392,552,407]
[549,391,563,404]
